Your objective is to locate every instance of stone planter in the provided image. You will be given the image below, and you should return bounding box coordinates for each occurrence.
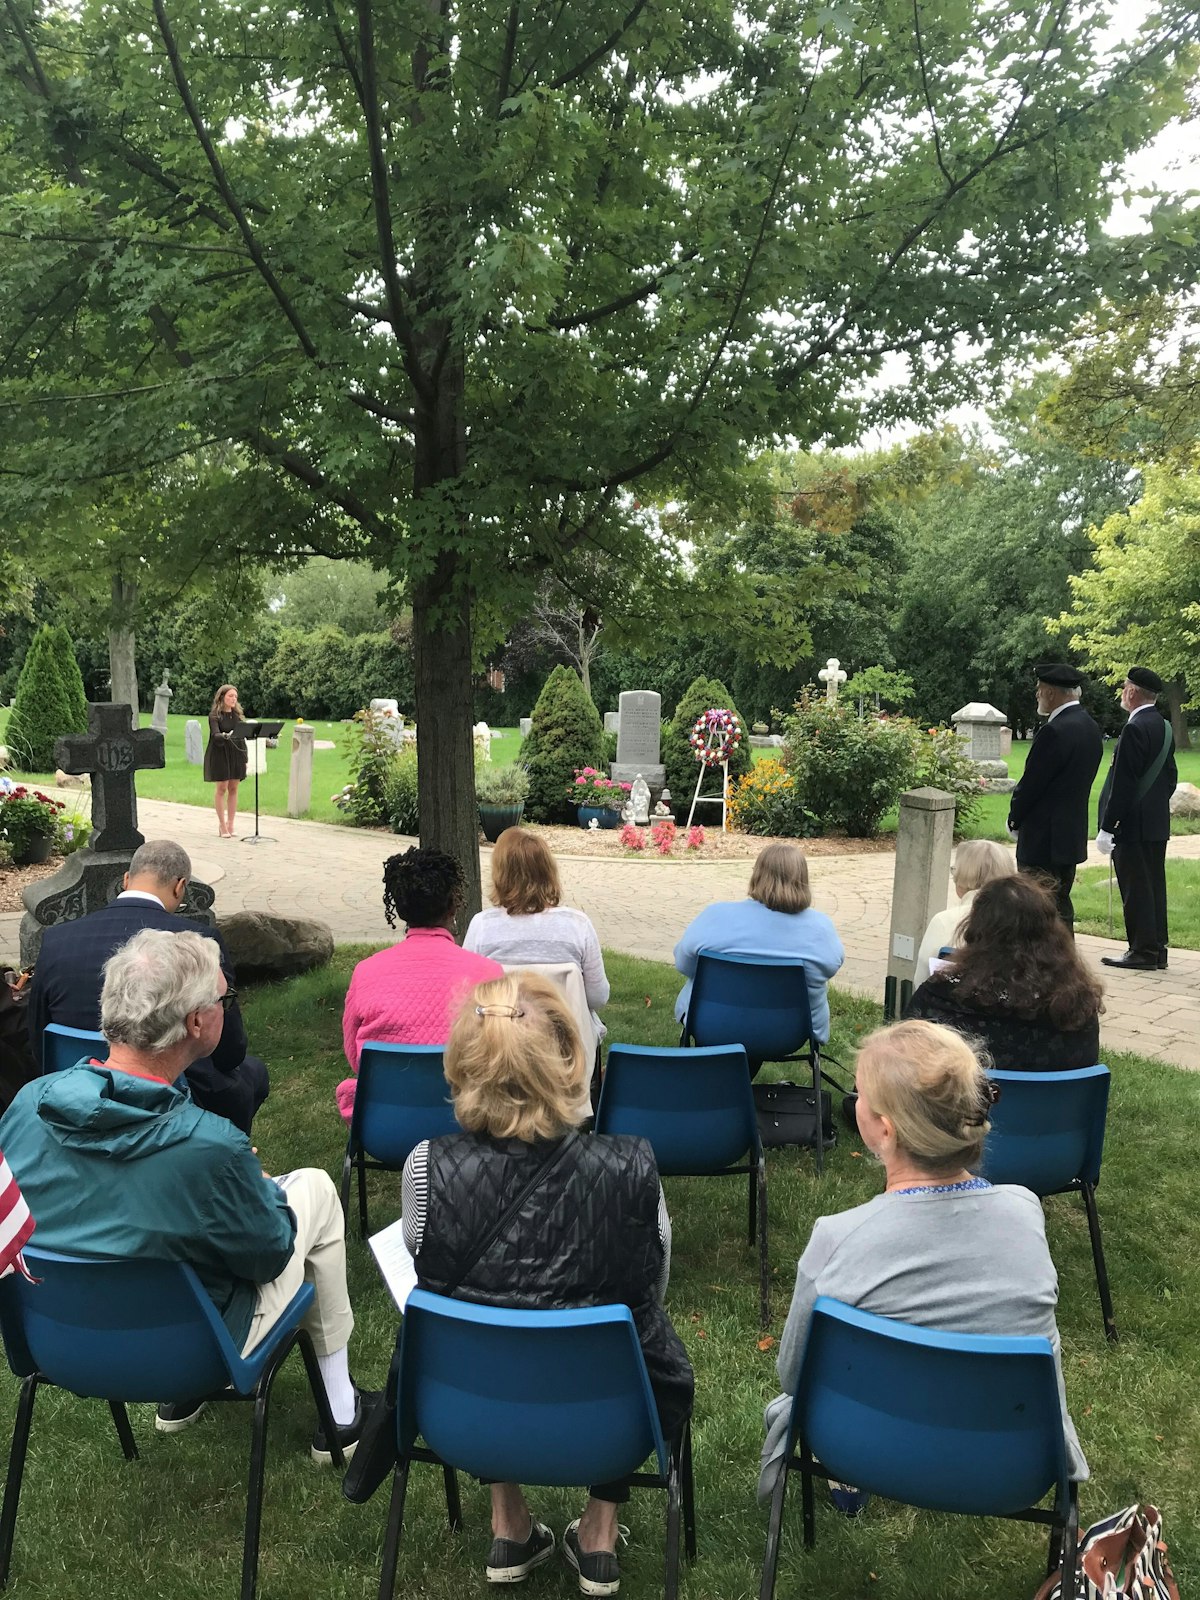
[479,802,524,843]
[577,806,621,830]
[11,831,54,867]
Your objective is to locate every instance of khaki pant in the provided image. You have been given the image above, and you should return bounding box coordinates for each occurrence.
[242,1168,354,1358]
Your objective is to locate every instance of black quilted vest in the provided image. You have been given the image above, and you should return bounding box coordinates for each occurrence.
[417,1132,693,1435]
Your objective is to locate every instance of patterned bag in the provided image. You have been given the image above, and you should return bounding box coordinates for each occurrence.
[1035,1505,1179,1600]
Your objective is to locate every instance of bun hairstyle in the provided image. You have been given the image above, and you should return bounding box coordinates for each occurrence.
[444,971,588,1141]
[856,1020,993,1177]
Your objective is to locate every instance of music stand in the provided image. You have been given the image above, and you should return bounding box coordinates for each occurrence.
[235,720,285,845]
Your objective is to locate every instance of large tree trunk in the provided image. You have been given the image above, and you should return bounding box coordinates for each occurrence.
[1167,678,1191,751]
[108,573,139,721]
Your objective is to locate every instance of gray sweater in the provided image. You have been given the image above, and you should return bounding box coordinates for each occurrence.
[759,1184,1087,1500]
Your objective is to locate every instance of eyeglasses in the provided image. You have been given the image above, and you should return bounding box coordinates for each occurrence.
[213,987,238,1013]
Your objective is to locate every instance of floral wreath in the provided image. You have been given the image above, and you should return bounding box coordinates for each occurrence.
[689,707,742,767]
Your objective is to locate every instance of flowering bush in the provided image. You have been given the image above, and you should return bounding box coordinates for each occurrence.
[568,767,630,809]
[650,818,677,855]
[781,693,922,837]
[618,823,646,851]
[914,726,987,835]
[686,826,706,850]
[0,786,66,853]
[727,759,816,838]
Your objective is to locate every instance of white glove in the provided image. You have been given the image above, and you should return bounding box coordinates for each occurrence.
[1096,830,1115,858]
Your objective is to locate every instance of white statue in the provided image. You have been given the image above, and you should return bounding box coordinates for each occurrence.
[818,657,847,704]
[630,773,651,825]
[652,785,672,819]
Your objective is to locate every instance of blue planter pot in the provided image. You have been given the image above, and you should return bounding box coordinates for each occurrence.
[577,806,621,830]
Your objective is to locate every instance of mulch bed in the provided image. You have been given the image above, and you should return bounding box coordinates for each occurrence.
[512,824,895,861]
[0,859,61,915]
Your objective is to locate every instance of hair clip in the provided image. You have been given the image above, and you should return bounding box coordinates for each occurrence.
[985,1080,1001,1105]
[475,1004,526,1019]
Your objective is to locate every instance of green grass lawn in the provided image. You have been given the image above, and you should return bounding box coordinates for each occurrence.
[1,949,1197,1599]
[1074,858,1200,948]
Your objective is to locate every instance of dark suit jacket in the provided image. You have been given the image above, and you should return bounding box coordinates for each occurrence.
[1008,703,1103,866]
[27,897,247,1074]
[1098,708,1177,842]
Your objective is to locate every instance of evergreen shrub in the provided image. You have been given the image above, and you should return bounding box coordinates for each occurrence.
[782,692,921,837]
[664,676,752,816]
[521,666,605,823]
[6,624,88,772]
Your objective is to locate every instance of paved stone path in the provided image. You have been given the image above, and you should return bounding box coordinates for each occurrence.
[4,799,1198,1069]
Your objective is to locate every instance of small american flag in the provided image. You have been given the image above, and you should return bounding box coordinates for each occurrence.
[0,1150,34,1280]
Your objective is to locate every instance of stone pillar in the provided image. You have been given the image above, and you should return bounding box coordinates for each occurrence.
[288,723,314,817]
[885,786,955,1016]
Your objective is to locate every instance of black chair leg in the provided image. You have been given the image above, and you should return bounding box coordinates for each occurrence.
[108,1401,139,1461]
[800,1443,815,1549]
[442,1465,462,1531]
[748,1164,756,1246]
[357,1150,369,1239]
[339,1141,354,1222]
[1081,1184,1118,1342]
[378,1460,411,1600]
[758,1462,788,1600]
[757,1156,769,1330]
[0,1374,38,1589]
[1062,1486,1080,1593]
[810,1049,823,1176]
[663,1452,682,1600]
[296,1329,345,1469]
[680,1421,696,1561]
[241,1360,280,1600]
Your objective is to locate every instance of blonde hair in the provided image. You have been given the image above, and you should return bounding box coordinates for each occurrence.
[856,1020,992,1177]
[444,972,587,1141]
[747,842,812,914]
[210,683,244,718]
[490,829,562,916]
[953,839,1017,895]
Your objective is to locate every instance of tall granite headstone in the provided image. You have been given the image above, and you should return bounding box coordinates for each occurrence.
[20,702,215,964]
[185,718,204,765]
[151,670,173,734]
[609,690,665,795]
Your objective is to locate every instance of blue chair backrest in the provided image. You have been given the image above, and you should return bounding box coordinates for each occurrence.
[792,1297,1070,1518]
[353,1044,458,1166]
[685,951,813,1060]
[983,1067,1110,1194]
[41,1024,108,1075]
[397,1289,668,1486]
[0,1247,265,1404]
[597,1044,757,1174]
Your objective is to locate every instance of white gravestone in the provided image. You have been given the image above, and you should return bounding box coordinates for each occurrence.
[185,719,204,765]
[610,690,665,793]
[603,711,620,734]
[519,717,532,739]
[288,723,314,816]
[951,701,1010,786]
[244,735,267,777]
[818,657,847,703]
[151,671,173,733]
[369,699,406,749]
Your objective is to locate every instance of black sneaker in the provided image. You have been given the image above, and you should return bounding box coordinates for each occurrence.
[486,1519,555,1584]
[155,1399,207,1433]
[562,1520,624,1597]
[310,1387,381,1466]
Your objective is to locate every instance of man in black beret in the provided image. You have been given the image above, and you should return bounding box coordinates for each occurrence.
[1007,663,1103,928]
[1097,667,1177,970]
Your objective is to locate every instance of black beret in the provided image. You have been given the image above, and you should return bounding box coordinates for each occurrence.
[1034,662,1082,689]
[1127,666,1164,693]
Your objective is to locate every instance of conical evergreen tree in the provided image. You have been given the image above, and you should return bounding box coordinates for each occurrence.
[6,624,89,772]
[520,665,606,823]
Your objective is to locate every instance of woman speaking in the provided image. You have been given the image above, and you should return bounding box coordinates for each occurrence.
[204,683,248,839]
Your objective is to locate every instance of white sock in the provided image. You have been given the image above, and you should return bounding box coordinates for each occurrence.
[317,1347,356,1426]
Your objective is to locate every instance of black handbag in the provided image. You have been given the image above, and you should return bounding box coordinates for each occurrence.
[752,1082,836,1150]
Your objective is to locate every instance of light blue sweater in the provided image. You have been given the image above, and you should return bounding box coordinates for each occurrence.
[672,899,844,1041]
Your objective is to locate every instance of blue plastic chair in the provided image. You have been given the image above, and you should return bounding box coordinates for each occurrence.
[40,1023,107,1075]
[984,1066,1117,1342]
[379,1289,696,1600]
[0,1246,344,1599]
[760,1297,1079,1600]
[680,950,829,1173]
[596,1043,770,1326]
[340,1043,458,1236]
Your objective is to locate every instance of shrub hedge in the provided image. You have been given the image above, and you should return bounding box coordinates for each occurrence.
[520,666,606,823]
[5,624,88,772]
[663,676,752,816]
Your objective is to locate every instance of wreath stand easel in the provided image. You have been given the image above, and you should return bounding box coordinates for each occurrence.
[686,727,730,832]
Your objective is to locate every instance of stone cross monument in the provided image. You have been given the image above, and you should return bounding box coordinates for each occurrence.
[151,670,173,734]
[818,657,847,704]
[20,702,215,963]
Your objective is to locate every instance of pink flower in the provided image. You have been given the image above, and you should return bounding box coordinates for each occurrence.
[686,826,705,850]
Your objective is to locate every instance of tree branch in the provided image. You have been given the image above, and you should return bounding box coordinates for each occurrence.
[911,0,953,185]
[549,0,650,90]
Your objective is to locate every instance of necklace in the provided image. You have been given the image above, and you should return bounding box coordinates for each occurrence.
[890,1176,992,1197]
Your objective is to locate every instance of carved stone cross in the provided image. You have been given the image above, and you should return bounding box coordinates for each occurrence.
[55,703,165,853]
[818,656,847,704]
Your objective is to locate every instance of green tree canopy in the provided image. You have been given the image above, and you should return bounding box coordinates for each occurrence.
[2,0,1198,907]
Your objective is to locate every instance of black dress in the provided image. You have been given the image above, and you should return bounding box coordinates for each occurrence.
[203,712,248,783]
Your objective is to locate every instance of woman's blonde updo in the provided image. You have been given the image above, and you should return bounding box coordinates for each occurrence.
[444,971,588,1142]
[856,1019,993,1177]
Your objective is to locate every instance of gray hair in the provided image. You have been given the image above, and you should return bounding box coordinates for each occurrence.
[127,839,191,885]
[100,929,222,1053]
[952,839,1018,894]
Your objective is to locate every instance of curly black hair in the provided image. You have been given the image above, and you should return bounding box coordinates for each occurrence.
[381,847,464,930]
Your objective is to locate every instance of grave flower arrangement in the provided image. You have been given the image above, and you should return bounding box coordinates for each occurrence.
[0,786,66,860]
[689,708,742,767]
[568,767,631,810]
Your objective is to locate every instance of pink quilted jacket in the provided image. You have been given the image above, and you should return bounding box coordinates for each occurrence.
[337,928,502,1122]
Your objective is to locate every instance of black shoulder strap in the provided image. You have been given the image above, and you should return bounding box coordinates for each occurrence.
[442,1132,578,1297]
[1133,717,1174,804]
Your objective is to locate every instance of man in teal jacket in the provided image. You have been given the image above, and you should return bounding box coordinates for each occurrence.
[0,928,369,1463]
